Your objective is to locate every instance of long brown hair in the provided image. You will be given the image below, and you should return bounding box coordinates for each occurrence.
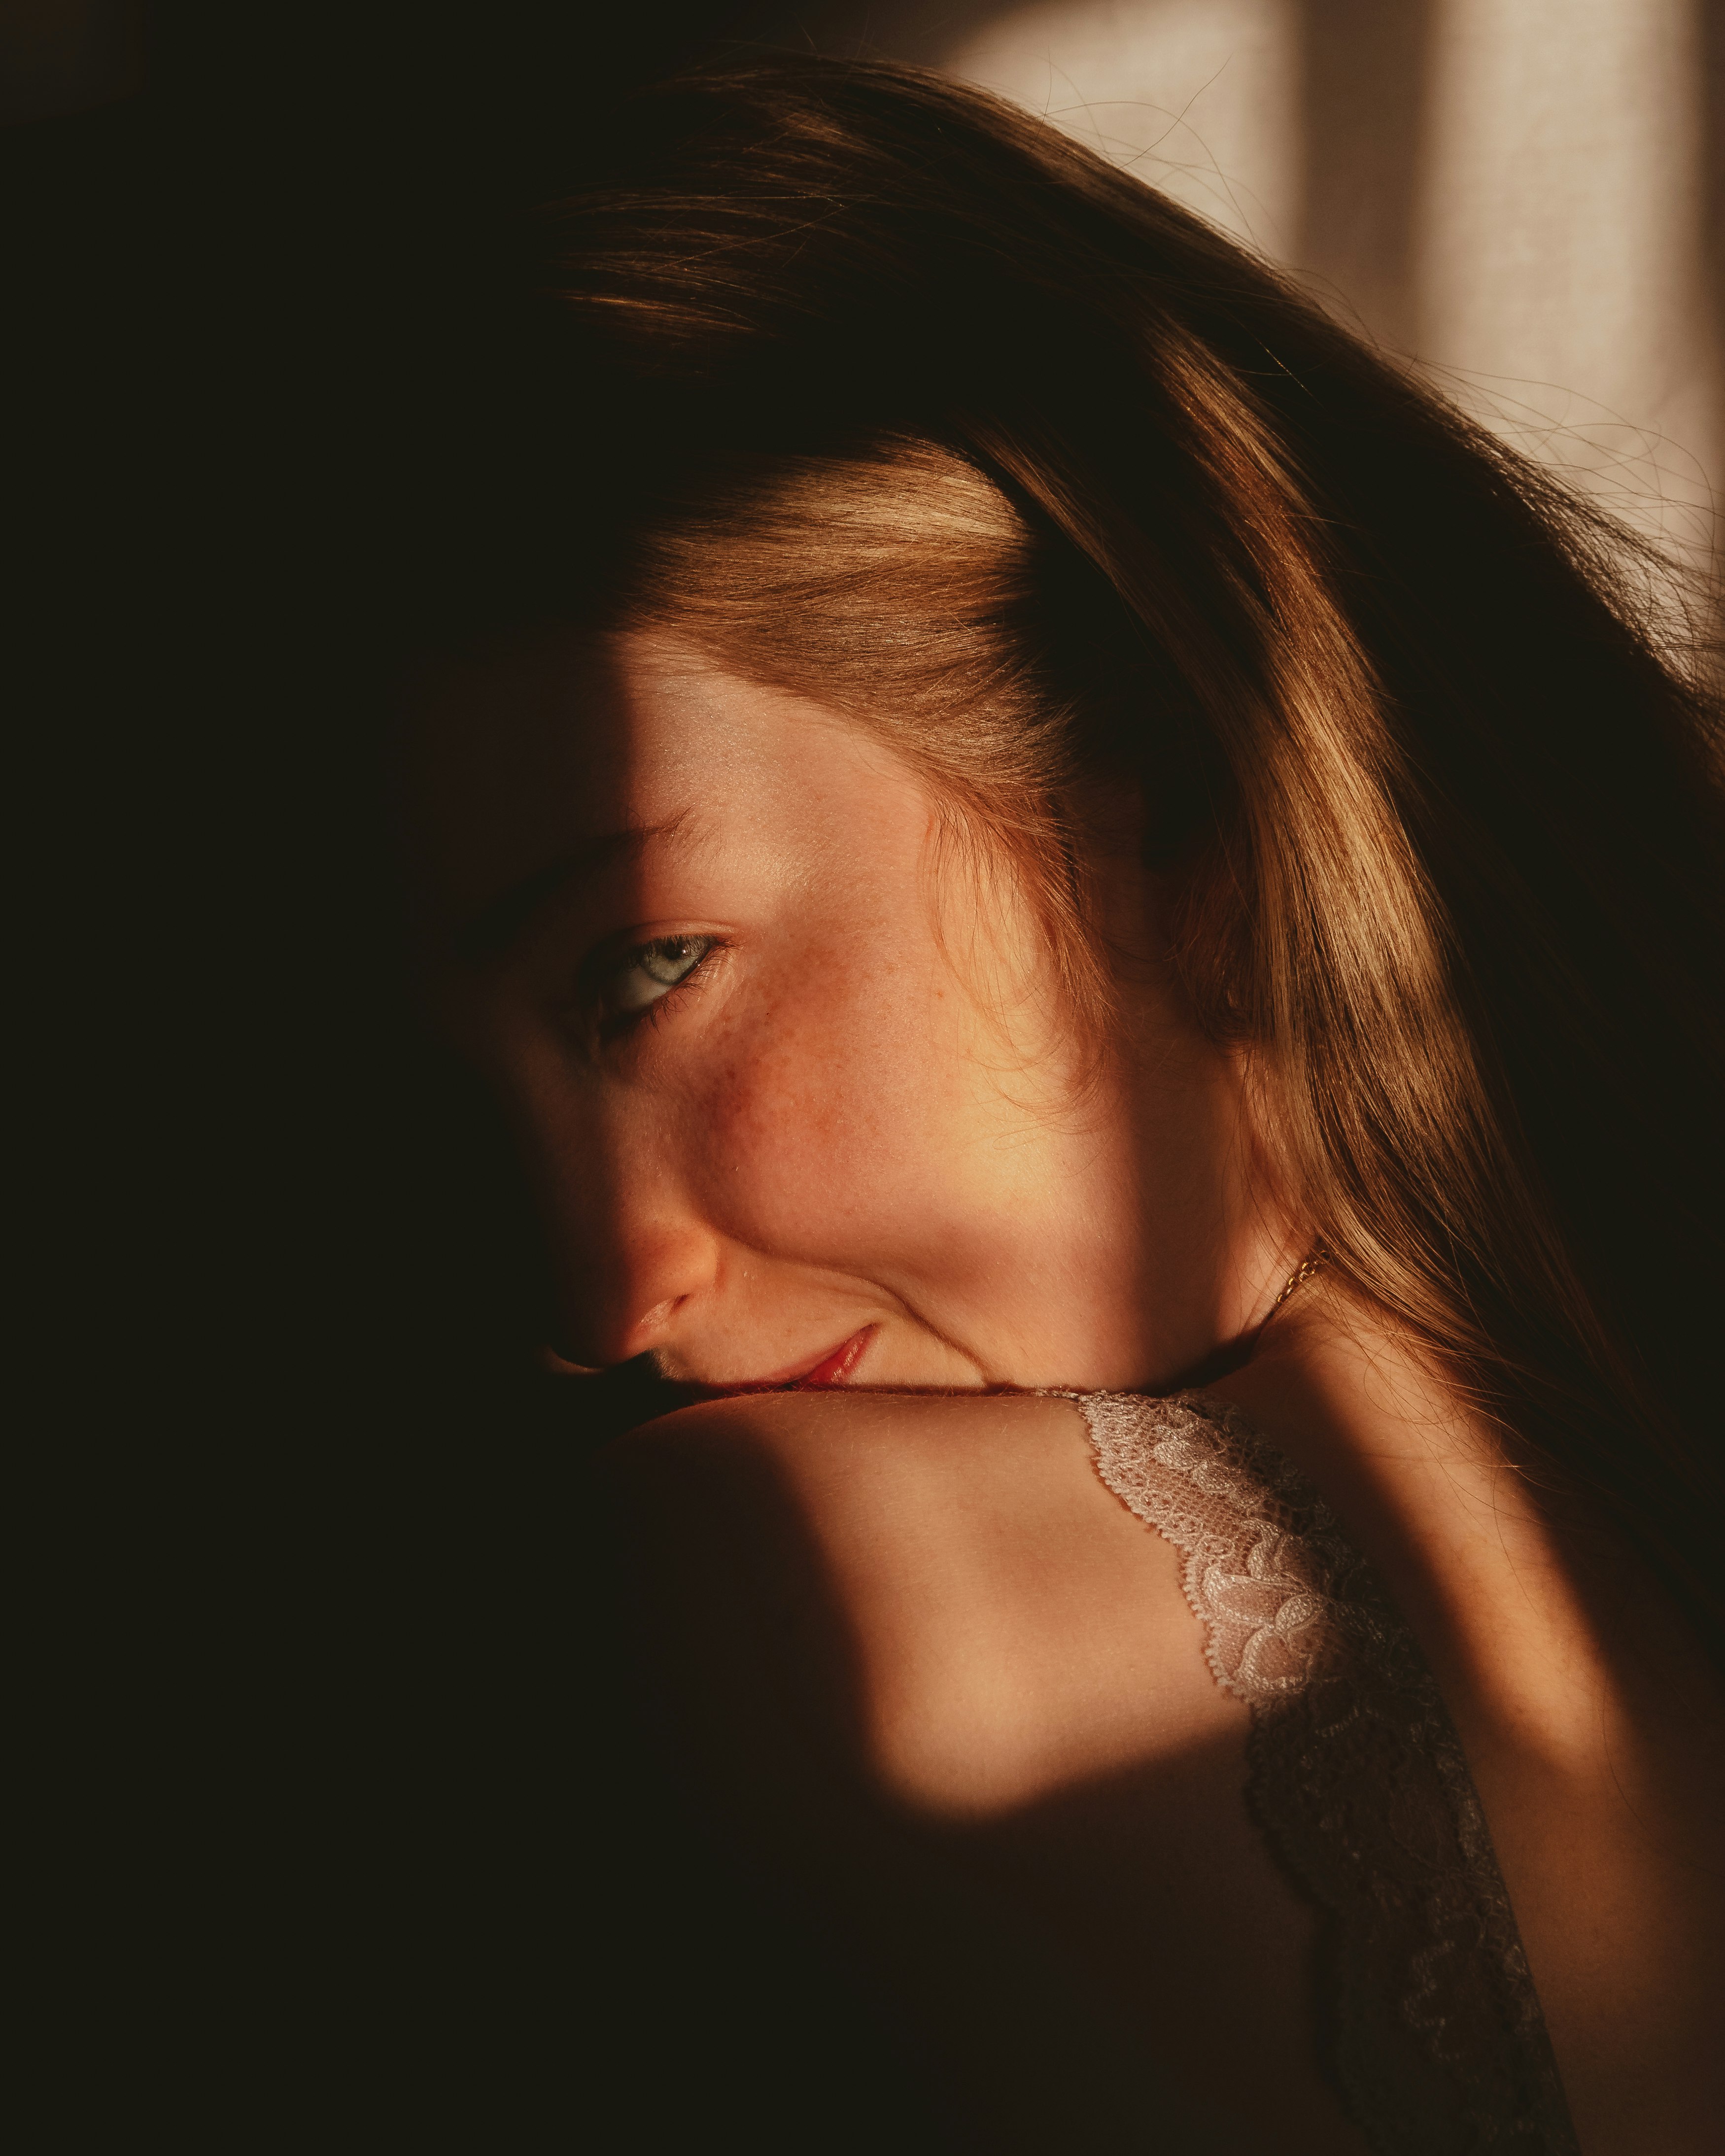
[427,52,1725,1648]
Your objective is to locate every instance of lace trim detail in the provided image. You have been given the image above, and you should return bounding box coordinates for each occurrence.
[1068,1390,1579,2156]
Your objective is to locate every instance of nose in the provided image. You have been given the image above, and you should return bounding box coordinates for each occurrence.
[545,1179,724,1371]
[506,1046,725,1371]
[539,1129,728,1363]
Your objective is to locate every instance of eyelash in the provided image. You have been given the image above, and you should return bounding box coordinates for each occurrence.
[589,933,722,1038]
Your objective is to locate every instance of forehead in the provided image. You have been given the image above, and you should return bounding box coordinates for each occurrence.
[401,627,927,933]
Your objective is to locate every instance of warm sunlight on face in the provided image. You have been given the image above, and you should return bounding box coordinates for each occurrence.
[405,629,1282,1393]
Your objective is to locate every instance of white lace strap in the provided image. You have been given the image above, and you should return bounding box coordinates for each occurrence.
[1064,1390,1580,2156]
[1071,1389,1352,1702]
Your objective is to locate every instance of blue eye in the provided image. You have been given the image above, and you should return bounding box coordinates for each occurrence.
[611,934,716,1012]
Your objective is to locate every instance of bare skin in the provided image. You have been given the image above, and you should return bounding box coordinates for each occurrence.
[409,626,1725,2153]
[606,1386,1363,2152]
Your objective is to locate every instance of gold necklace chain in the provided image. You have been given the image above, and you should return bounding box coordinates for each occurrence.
[1268,1250,1326,1319]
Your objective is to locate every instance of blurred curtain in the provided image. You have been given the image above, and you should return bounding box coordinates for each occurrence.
[766,0,1724,566]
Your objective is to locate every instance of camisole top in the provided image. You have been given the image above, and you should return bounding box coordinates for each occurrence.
[1066,1390,1580,2155]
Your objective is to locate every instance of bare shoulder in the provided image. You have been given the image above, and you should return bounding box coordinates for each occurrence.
[603,1390,1240,1816]
[607,1380,1084,1455]
[606,1386,1094,1513]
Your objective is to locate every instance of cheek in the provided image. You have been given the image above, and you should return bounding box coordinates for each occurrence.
[683,950,981,1261]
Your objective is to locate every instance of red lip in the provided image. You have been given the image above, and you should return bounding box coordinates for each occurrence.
[710,1325,877,1393]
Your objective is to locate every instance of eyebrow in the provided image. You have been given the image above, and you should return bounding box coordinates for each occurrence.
[452,819,682,964]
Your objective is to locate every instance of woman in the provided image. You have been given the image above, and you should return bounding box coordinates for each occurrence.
[401,52,1725,2153]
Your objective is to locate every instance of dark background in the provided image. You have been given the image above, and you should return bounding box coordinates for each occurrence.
[12,8,956,2149]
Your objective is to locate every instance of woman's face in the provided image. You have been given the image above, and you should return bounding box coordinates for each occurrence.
[407,629,1286,1392]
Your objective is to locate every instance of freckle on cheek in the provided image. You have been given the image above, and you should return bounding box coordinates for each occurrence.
[713,1042,889,1173]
